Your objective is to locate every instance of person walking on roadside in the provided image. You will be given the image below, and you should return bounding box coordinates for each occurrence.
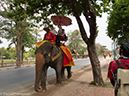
[107,40,129,86]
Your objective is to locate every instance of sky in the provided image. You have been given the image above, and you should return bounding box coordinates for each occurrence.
[0,13,113,50]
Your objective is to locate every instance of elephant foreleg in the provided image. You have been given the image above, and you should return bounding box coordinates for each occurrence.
[35,53,44,92]
[55,68,62,85]
[41,65,48,92]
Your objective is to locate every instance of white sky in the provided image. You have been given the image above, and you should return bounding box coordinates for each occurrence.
[0,13,113,50]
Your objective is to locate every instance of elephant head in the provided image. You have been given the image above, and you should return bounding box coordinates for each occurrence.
[34,42,62,92]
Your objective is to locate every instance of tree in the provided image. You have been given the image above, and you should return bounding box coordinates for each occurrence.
[0,47,6,59]
[28,48,36,58]
[107,0,129,42]
[96,43,108,56]
[20,28,39,62]
[9,0,114,85]
[6,47,17,59]
[0,0,37,66]
[67,30,86,58]
[0,47,16,59]
[77,45,87,56]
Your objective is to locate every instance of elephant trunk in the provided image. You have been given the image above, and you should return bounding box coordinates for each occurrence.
[35,53,44,92]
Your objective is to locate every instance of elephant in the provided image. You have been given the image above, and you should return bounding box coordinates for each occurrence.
[34,41,72,92]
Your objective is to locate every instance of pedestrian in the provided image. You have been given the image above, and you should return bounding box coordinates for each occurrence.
[49,25,58,35]
[103,51,107,59]
[109,51,112,57]
[107,40,129,86]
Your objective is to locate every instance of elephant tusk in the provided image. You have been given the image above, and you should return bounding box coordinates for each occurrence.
[52,50,62,61]
[48,53,51,57]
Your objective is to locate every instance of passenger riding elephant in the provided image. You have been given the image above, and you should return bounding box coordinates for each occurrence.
[34,41,72,92]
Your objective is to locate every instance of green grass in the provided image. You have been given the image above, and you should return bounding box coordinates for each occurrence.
[89,81,111,87]
[27,59,35,61]
[0,59,16,63]
[0,59,35,63]
[102,82,111,87]
[90,81,95,85]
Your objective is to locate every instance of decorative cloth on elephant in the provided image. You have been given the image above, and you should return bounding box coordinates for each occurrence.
[36,40,49,48]
[60,45,75,67]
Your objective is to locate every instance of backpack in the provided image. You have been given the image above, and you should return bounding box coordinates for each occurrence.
[115,60,129,96]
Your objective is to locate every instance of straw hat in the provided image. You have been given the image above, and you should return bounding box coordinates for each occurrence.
[43,27,50,32]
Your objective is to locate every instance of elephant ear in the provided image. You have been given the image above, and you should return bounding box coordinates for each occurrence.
[52,45,56,49]
[51,46,58,57]
[51,46,62,61]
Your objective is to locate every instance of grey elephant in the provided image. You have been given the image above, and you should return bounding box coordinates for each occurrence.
[35,41,72,92]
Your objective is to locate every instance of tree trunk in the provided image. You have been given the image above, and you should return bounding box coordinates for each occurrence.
[16,45,21,67]
[16,33,21,67]
[21,46,24,64]
[15,20,25,67]
[69,0,104,85]
[87,42,104,85]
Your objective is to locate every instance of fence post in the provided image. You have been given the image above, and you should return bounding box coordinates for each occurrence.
[2,60,3,67]
[16,59,18,66]
[27,59,28,64]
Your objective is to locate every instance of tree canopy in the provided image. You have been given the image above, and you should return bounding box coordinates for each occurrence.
[107,0,129,42]
[0,47,16,59]
[67,30,86,56]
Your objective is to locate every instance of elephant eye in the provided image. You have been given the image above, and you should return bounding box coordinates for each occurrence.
[44,53,48,58]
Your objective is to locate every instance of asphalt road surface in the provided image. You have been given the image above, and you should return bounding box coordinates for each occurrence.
[0,57,103,92]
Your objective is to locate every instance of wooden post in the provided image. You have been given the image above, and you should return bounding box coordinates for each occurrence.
[16,59,18,66]
[2,60,3,67]
[27,59,28,64]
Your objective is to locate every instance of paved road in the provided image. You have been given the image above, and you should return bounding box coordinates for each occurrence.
[0,57,103,92]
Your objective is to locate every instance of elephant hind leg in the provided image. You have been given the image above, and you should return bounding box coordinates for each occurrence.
[61,66,72,80]
[66,66,72,79]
